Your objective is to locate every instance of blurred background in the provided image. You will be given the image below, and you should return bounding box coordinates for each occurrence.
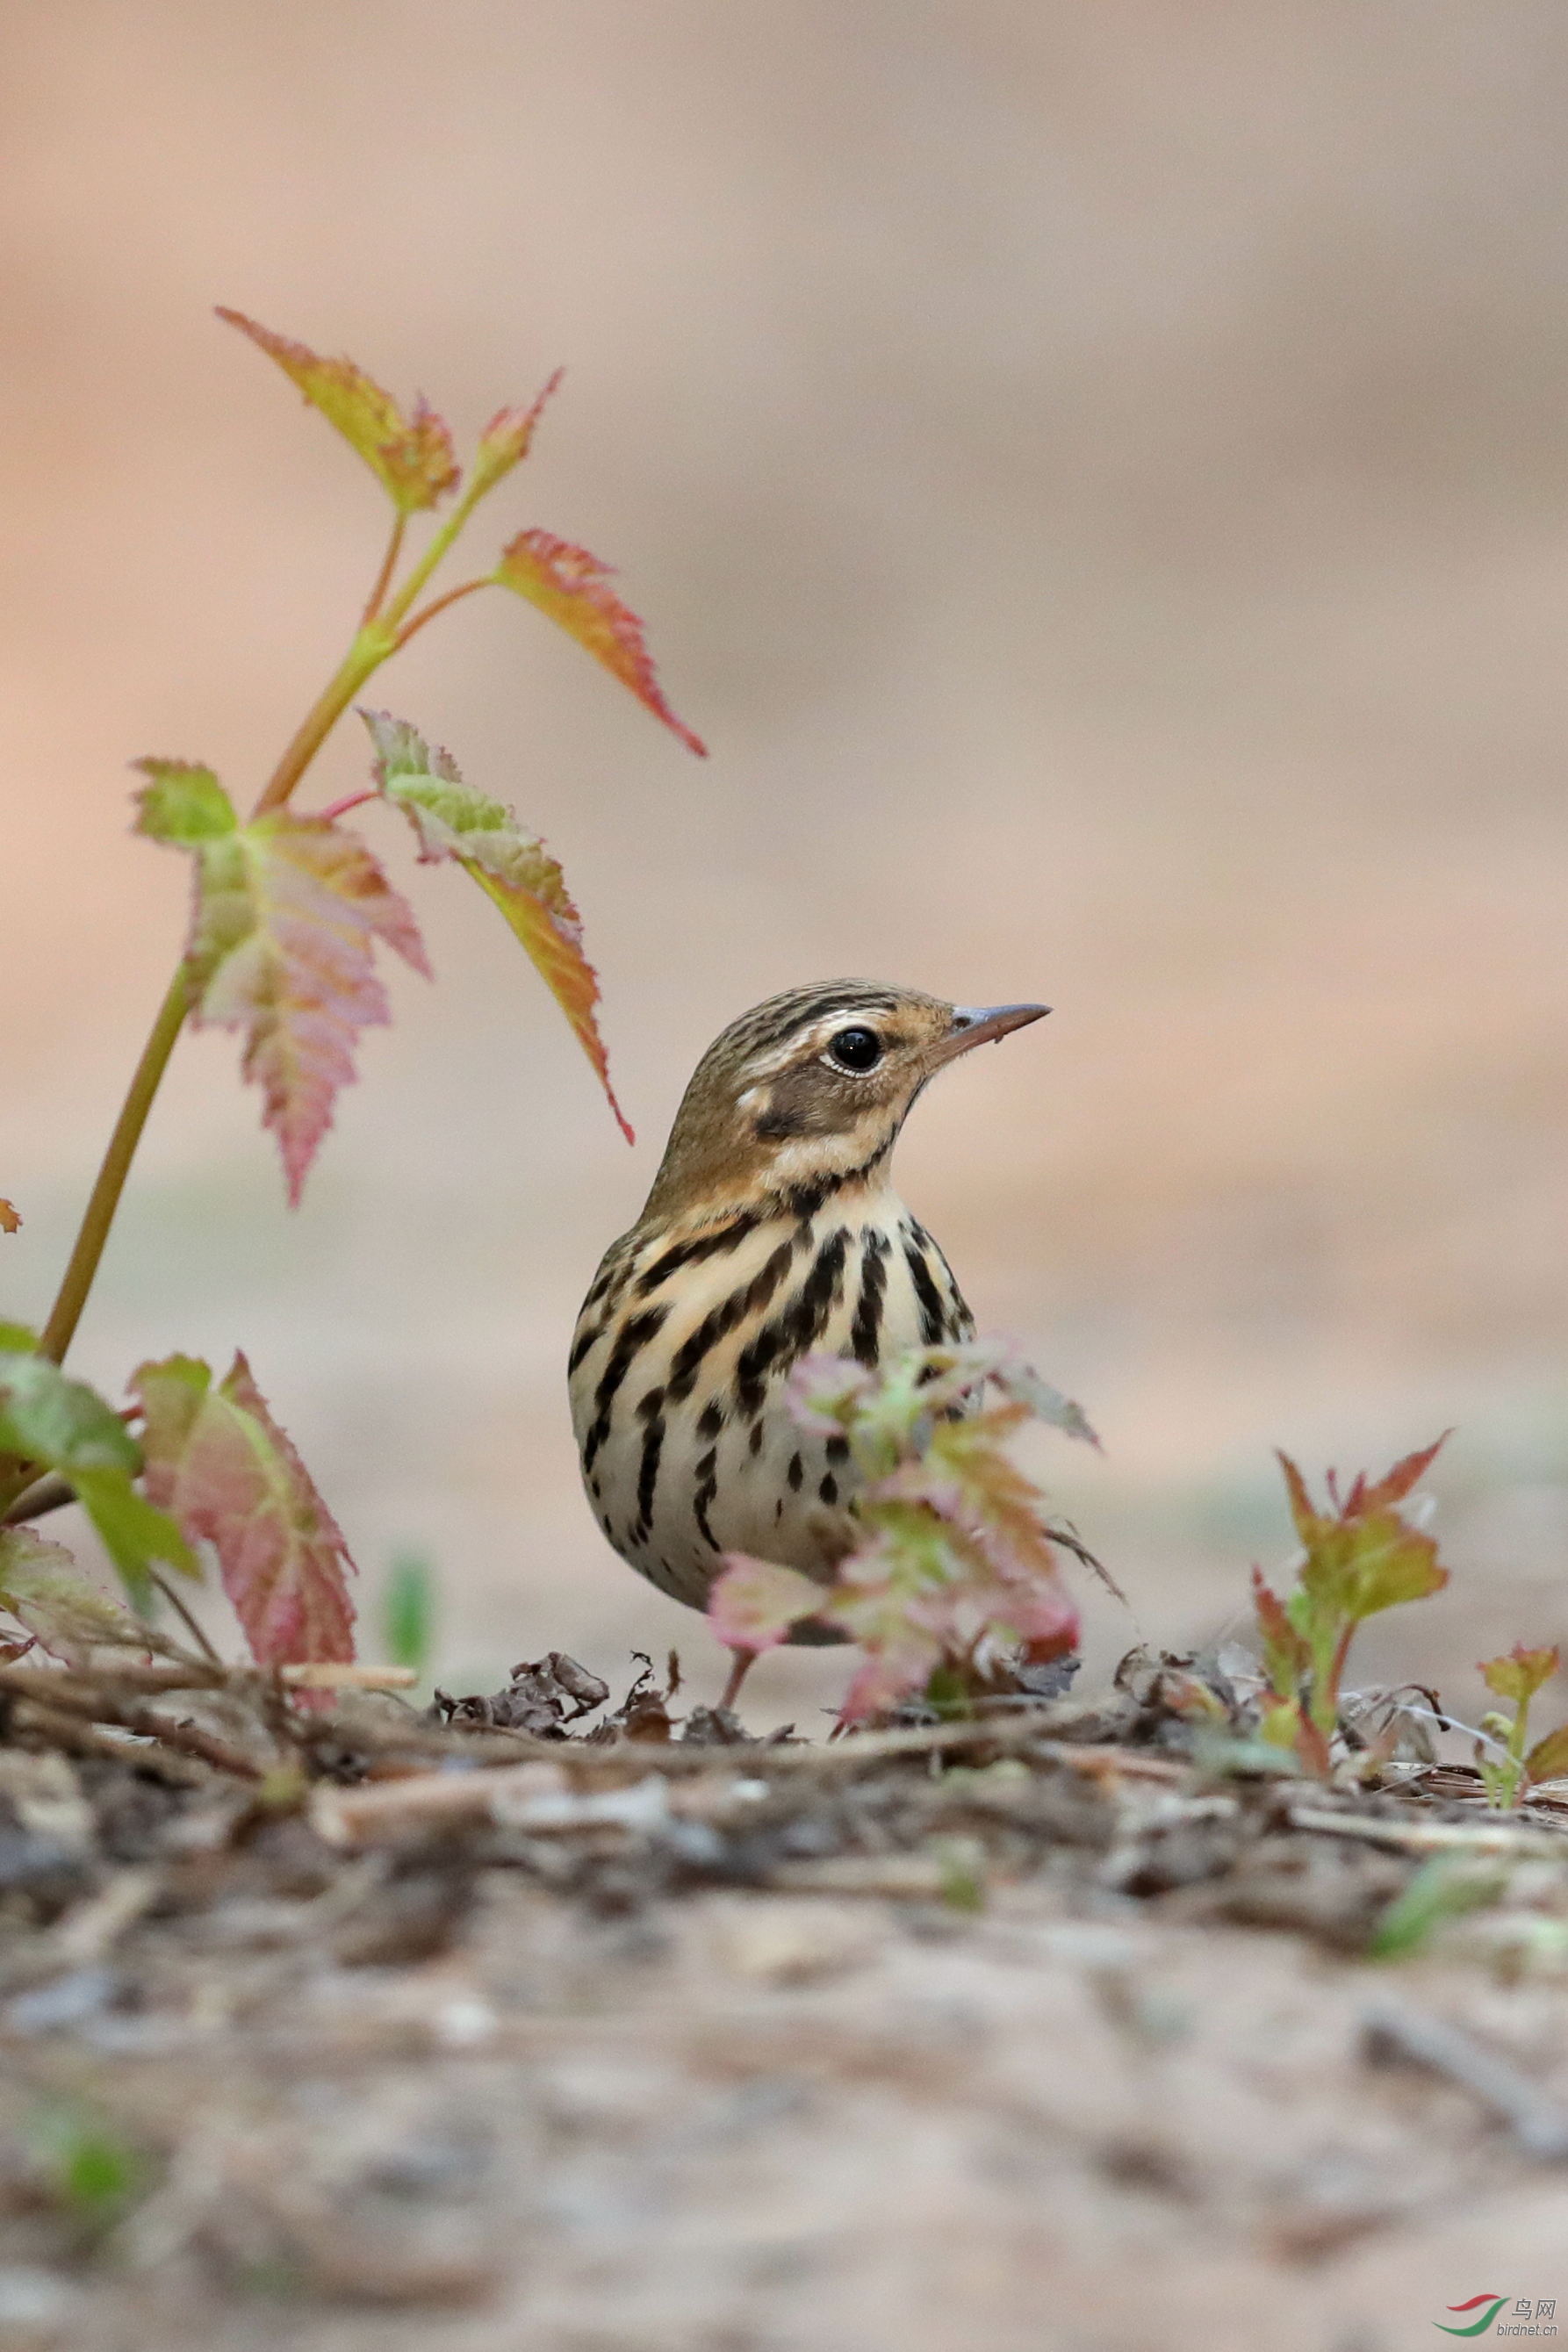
[2,1,1565,1725]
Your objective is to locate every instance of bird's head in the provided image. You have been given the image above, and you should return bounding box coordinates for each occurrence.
[640,981,1049,1223]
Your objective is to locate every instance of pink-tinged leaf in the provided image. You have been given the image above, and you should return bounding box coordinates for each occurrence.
[1524,1722,1568,1785]
[468,370,563,500]
[132,1352,356,1669]
[707,1554,826,1653]
[217,308,459,514]
[361,709,631,1140]
[838,1627,946,1723]
[981,1346,1102,1449]
[1481,1642,1560,1706]
[135,762,430,1204]
[0,1200,18,1235]
[493,530,707,756]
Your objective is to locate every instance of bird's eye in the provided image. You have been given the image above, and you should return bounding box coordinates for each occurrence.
[827,1026,882,1072]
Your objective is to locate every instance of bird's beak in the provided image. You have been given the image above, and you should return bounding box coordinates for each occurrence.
[930,1001,1051,1066]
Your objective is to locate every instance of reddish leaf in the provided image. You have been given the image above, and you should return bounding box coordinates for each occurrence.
[1276,1449,1322,1550]
[135,761,430,1204]
[218,309,458,514]
[468,370,563,500]
[1345,1431,1451,1516]
[1481,1642,1560,1706]
[1524,1723,1568,1786]
[362,710,631,1140]
[0,1199,18,1235]
[493,530,707,755]
[1252,1564,1310,1701]
[132,1352,356,1669]
[707,1555,825,1653]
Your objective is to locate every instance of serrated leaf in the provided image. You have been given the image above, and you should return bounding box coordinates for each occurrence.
[1252,1565,1310,1701]
[1524,1722,1568,1785]
[1343,1431,1450,1516]
[493,530,706,756]
[133,1351,356,1668]
[707,1554,826,1652]
[468,370,563,500]
[0,1200,18,1235]
[218,309,459,514]
[136,763,430,1204]
[0,1528,166,1663]
[1481,1642,1560,1705]
[0,1352,195,1607]
[361,709,631,1140]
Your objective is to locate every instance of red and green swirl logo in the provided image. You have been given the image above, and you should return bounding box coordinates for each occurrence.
[1435,2298,1511,2338]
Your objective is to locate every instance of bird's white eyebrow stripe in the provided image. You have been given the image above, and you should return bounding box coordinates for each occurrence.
[740,1007,902,1082]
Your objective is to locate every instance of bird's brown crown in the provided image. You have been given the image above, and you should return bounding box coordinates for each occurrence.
[638,981,1047,1226]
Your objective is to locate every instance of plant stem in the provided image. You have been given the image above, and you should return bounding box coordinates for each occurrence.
[394,577,491,650]
[39,968,191,1366]
[252,623,397,816]
[316,788,378,825]
[361,514,406,626]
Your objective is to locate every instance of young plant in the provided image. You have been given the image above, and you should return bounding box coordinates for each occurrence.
[1252,1436,1451,1774]
[1476,1643,1568,1809]
[707,1341,1099,1723]
[0,311,702,1677]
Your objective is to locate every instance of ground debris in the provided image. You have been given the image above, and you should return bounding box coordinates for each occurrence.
[0,1638,1560,2342]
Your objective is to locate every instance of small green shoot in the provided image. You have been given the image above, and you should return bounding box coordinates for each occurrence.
[1252,1436,1451,1775]
[383,1550,437,1680]
[27,2103,146,2234]
[1476,1643,1568,1809]
[1368,1856,1509,1960]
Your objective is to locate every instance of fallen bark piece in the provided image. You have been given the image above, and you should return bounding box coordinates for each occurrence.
[1291,1805,1568,1859]
[1363,2001,1568,2161]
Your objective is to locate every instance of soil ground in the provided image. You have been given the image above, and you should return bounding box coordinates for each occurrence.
[0,1656,1562,2352]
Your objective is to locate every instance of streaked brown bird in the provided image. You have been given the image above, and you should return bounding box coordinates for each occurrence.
[568,981,1048,1703]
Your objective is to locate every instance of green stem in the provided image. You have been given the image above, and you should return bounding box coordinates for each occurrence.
[39,967,191,1365]
[380,481,489,632]
[252,623,397,817]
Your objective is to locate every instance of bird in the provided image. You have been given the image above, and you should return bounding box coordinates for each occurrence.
[568,981,1049,1707]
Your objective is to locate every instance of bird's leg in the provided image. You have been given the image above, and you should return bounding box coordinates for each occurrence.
[718,1648,758,1714]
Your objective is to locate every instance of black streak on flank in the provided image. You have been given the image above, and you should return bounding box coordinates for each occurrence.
[819,1472,838,1506]
[904,1239,948,1345]
[636,1414,666,1536]
[749,1421,766,1457]
[693,1445,720,1551]
[697,1399,725,1442]
[825,1434,850,1463]
[851,1228,889,1365]
[665,1232,800,1406]
[567,1320,602,1377]
[583,1304,669,1472]
[635,1211,762,1297]
[788,1451,803,1491]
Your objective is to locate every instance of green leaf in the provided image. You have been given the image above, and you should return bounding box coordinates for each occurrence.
[0,1323,38,1353]
[0,1352,195,1608]
[136,765,431,1205]
[218,309,459,514]
[362,709,632,1140]
[1481,1642,1560,1706]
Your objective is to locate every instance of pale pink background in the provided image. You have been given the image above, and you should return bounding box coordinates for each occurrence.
[3,4,1565,1723]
